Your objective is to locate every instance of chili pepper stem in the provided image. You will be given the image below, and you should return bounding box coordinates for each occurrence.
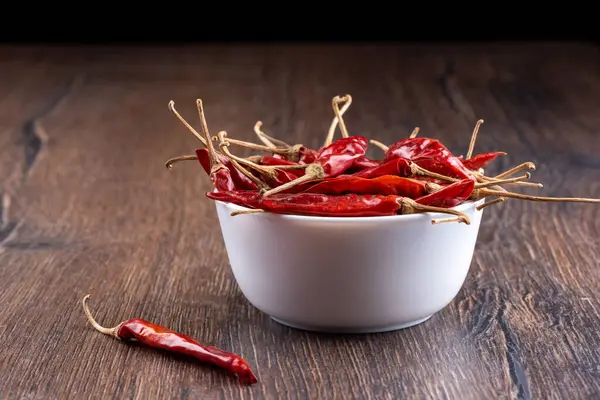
[231,157,270,190]
[474,188,600,204]
[324,95,352,147]
[399,198,471,225]
[82,294,122,339]
[332,95,351,138]
[495,162,536,179]
[237,154,306,170]
[231,209,266,216]
[260,164,325,197]
[219,136,297,158]
[409,127,420,139]
[370,140,389,152]
[195,99,228,176]
[466,119,484,160]
[168,101,208,147]
[254,121,292,149]
[476,197,506,211]
[217,132,276,180]
[473,173,532,189]
[216,132,271,189]
[165,155,198,170]
[217,133,310,179]
[410,163,459,184]
[473,171,543,188]
[254,121,275,149]
[431,216,464,225]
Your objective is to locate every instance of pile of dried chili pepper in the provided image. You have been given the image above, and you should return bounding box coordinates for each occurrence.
[164,95,600,224]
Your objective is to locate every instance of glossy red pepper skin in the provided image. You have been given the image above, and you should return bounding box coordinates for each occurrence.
[460,151,506,171]
[415,179,475,208]
[351,158,414,179]
[352,156,381,170]
[298,175,429,198]
[195,149,257,191]
[211,168,237,192]
[116,318,257,384]
[263,168,299,187]
[315,136,368,177]
[207,191,401,217]
[384,138,475,181]
[298,146,319,164]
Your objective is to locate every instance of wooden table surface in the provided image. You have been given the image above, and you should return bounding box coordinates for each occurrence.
[1,43,599,400]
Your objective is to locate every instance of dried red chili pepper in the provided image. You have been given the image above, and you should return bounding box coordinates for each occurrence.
[351,157,457,184]
[415,179,476,208]
[194,100,237,192]
[206,191,470,222]
[384,138,476,181]
[254,155,306,178]
[460,151,507,171]
[352,156,381,170]
[296,175,430,198]
[195,149,258,191]
[352,158,413,179]
[297,146,319,164]
[315,136,368,177]
[82,295,258,385]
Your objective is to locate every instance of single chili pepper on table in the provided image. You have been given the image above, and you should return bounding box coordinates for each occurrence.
[82,295,258,385]
[206,191,471,222]
[383,137,476,181]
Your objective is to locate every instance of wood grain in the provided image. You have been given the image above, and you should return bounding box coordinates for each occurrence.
[0,43,599,400]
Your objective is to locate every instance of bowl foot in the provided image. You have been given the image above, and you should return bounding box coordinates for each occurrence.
[270,315,433,334]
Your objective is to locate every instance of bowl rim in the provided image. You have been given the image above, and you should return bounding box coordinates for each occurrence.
[213,196,486,223]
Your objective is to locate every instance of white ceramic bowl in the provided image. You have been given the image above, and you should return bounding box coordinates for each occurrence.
[214,198,485,334]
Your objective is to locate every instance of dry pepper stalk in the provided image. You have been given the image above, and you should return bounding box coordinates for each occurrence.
[81,295,258,384]
[164,95,600,222]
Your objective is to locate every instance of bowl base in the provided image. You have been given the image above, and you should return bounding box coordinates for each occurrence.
[270,315,433,334]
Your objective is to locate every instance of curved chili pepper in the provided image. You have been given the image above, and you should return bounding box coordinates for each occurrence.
[460,151,507,171]
[351,158,414,179]
[82,295,258,385]
[206,191,470,222]
[315,136,368,177]
[195,149,257,190]
[415,179,476,208]
[384,138,475,181]
[297,175,429,198]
